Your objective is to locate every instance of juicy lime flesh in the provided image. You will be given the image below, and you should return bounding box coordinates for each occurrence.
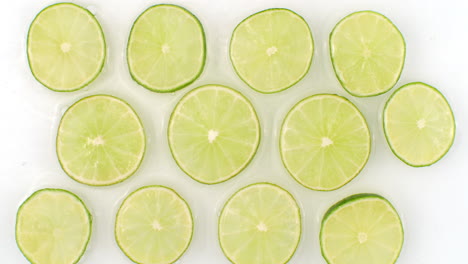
[219,183,301,264]
[168,85,260,184]
[28,3,105,91]
[321,195,403,264]
[384,83,455,166]
[116,186,193,264]
[280,94,370,191]
[330,11,405,97]
[128,5,205,92]
[57,95,145,186]
[230,9,313,93]
[16,189,91,264]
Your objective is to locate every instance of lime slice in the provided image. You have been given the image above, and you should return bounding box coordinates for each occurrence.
[330,11,405,97]
[115,186,193,264]
[219,183,301,264]
[230,8,313,93]
[383,82,455,166]
[280,94,371,191]
[27,3,106,92]
[16,189,92,264]
[320,194,404,264]
[127,4,206,92]
[168,84,260,184]
[57,95,146,186]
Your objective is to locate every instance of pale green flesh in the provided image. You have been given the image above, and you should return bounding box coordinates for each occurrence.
[280,94,370,191]
[230,9,313,93]
[128,5,205,92]
[28,3,105,91]
[330,11,405,97]
[384,83,455,166]
[116,186,193,264]
[168,85,260,184]
[219,183,301,264]
[321,195,403,264]
[57,95,145,186]
[16,189,91,264]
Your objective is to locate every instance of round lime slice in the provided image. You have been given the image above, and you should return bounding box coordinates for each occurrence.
[383,82,455,166]
[230,8,313,93]
[330,11,405,97]
[57,95,146,186]
[168,84,260,184]
[320,194,404,264]
[219,183,301,264]
[16,189,92,264]
[280,94,371,191]
[115,186,193,264]
[27,3,106,92]
[127,4,206,92]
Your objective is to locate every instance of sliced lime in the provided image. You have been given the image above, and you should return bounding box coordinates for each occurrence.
[127,4,206,92]
[115,186,193,264]
[168,84,260,184]
[57,95,146,186]
[330,11,405,97]
[280,94,371,191]
[27,3,106,92]
[320,194,404,264]
[219,183,301,264]
[230,8,313,93]
[16,189,92,264]
[383,82,455,166]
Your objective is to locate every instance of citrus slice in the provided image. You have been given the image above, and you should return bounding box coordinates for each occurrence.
[330,11,405,97]
[320,194,404,264]
[127,4,206,92]
[383,82,455,166]
[115,186,193,264]
[27,3,106,92]
[230,8,313,93]
[168,84,260,184]
[219,183,301,264]
[16,189,92,264]
[280,94,371,191]
[57,95,146,186]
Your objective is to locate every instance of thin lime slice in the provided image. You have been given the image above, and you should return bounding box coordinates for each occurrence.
[280,94,371,191]
[330,11,405,97]
[230,8,313,93]
[320,194,404,264]
[383,82,455,166]
[16,189,92,264]
[57,95,146,186]
[168,84,260,184]
[115,186,193,264]
[219,183,301,264]
[127,4,206,92]
[27,3,106,92]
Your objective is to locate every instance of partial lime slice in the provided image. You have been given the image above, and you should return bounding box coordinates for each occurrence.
[168,84,260,184]
[127,4,206,92]
[57,95,146,186]
[280,94,371,191]
[27,3,106,92]
[219,183,301,264]
[330,11,405,97]
[230,8,313,93]
[320,194,404,264]
[16,189,92,264]
[383,82,455,166]
[115,186,193,264]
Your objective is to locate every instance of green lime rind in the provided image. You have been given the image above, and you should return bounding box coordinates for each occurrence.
[383,82,456,167]
[27,3,106,92]
[16,188,92,264]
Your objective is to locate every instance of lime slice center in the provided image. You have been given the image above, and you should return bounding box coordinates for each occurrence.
[60,42,72,53]
[266,46,278,56]
[151,220,163,231]
[417,119,426,129]
[321,137,333,147]
[357,232,368,244]
[256,221,268,232]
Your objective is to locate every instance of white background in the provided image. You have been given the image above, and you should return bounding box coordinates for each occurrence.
[1,0,467,263]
